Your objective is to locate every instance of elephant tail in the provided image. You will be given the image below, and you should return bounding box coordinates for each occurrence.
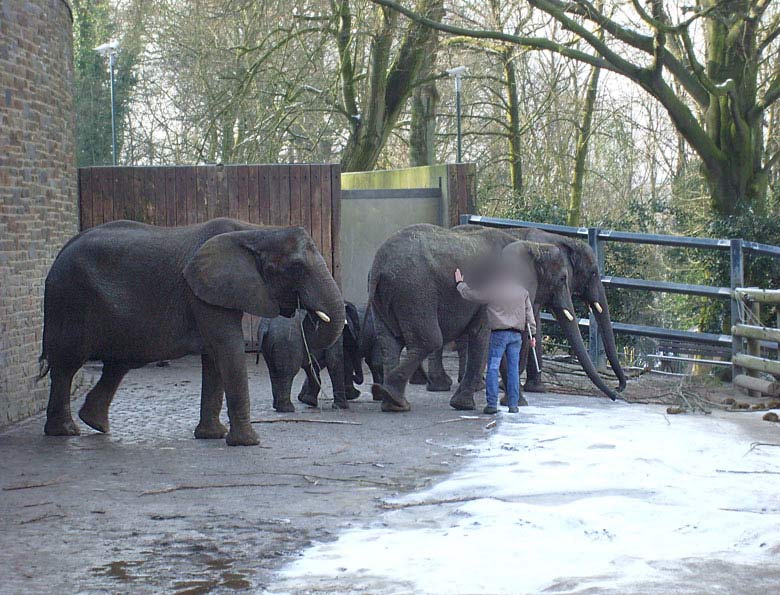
[256,318,270,365]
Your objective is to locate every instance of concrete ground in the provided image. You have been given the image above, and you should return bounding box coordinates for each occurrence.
[0,354,490,594]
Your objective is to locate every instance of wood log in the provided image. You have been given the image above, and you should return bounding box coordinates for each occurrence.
[733,374,780,397]
[732,354,780,376]
[732,324,780,343]
[735,288,780,304]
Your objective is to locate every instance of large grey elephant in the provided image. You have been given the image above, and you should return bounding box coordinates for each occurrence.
[40,218,345,446]
[368,224,617,413]
[257,302,362,412]
[506,227,628,392]
[423,225,628,396]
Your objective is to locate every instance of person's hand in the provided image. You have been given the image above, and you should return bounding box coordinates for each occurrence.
[454,268,464,283]
[530,337,537,348]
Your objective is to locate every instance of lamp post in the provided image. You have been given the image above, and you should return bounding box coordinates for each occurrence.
[94,40,119,165]
[446,66,467,163]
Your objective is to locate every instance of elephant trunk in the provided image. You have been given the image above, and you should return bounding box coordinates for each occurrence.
[298,255,346,351]
[554,306,618,401]
[591,283,628,392]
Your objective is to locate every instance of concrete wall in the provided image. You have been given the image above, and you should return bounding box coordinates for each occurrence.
[0,0,78,426]
[340,166,450,305]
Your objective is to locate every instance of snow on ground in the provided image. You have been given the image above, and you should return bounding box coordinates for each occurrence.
[268,395,780,594]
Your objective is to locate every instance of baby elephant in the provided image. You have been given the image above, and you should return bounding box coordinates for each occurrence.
[258,302,362,411]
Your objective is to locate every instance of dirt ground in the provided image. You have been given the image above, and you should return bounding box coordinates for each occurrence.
[2,353,776,594]
[0,353,492,594]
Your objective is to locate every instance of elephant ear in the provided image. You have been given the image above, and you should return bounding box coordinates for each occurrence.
[183,231,280,317]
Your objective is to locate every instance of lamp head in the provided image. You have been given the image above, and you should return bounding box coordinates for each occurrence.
[94,40,119,56]
[446,66,467,76]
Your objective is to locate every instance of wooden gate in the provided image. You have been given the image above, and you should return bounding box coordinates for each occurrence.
[78,163,341,350]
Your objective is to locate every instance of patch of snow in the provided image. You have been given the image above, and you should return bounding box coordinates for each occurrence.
[269,397,780,594]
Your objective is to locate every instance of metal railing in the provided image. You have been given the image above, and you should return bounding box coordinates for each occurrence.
[461,214,780,376]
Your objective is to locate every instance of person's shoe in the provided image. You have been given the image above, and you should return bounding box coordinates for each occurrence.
[508,406,519,413]
[483,405,498,415]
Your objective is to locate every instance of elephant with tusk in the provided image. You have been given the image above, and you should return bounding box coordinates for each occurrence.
[39,218,345,446]
[368,224,618,413]
[420,224,628,397]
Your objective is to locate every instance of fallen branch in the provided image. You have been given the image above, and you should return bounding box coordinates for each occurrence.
[251,418,362,425]
[715,469,780,475]
[141,482,293,495]
[142,471,398,495]
[744,441,780,456]
[3,479,62,492]
[18,512,66,525]
[380,495,509,510]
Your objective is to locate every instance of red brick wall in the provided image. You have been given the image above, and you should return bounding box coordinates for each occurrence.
[0,0,78,426]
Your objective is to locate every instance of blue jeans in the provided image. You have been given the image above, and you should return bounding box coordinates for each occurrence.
[486,330,522,408]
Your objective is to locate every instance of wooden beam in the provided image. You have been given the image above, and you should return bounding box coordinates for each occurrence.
[732,354,780,376]
[732,324,780,343]
[735,288,780,304]
[733,374,780,397]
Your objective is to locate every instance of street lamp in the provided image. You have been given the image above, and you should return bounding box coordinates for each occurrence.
[446,66,467,163]
[94,40,120,165]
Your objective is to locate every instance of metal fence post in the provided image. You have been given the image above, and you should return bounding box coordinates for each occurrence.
[730,239,744,379]
[588,227,605,368]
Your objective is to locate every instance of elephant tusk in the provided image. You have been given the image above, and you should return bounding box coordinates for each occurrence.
[563,309,575,322]
[592,302,603,314]
[315,310,331,323]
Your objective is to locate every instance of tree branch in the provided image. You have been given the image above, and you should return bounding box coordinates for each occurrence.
[369,0,617,73]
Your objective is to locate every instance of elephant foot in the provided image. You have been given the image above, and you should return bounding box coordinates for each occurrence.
[372,384,411,412]
[297,392,318,408]
[475,378,486,392]
[346,386,361,401]
[426,374,453,392]
[194,420,228,439]
[225,425,260,447]
[409,366,428,385]
[44,416,80,436]
[449,394,476,411]
[273,401,296,413]
[78,404,109,434]
[499,394,507,407]
[332,400,350,410]
[524,380,546,393]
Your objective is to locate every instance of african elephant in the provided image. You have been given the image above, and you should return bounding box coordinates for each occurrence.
[368,224,617,413]
[422,224,628,397]
[505,227,628,393]
[40,218,345,446]
[257,302,362,411]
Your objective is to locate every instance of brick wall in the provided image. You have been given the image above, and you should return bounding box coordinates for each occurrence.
[0,0,78,426]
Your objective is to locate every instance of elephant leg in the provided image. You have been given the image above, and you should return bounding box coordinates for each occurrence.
[324,346,350,410]
[298,362,322,407]
[524,305,546,393]
[368,343,384,387]
[409,363,428,385]
[198,309,259,446]
[44,365,82,436]
[450,315,489,411]
[271,374,296,413]
[195,353,228,439]
[371,315,401,402]
[77,362,129,434]
[455,335,468,382]
[425,348,453,392]
[374,319,442,412]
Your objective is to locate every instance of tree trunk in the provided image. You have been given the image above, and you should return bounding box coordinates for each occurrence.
[503,49,523,198]
[701,4,766,216]
[339,0,444,172]
[567,60,600,227]
[409,81,438,166]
